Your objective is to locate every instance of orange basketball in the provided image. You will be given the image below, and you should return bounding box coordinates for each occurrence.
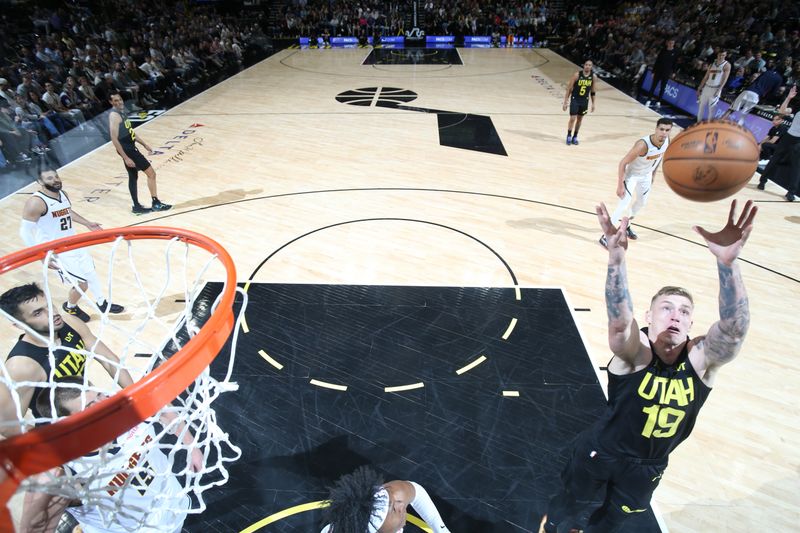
[662,120,759,202]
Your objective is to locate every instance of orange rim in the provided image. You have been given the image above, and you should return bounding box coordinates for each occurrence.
[0,227,237,530]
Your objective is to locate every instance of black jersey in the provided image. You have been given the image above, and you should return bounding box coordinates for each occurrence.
[596,328,711,460]
[112,108,136,150]
[571,71,593,101]
[7,323,88,417]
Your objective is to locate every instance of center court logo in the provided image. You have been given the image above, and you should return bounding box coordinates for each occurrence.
[335,87,507,156]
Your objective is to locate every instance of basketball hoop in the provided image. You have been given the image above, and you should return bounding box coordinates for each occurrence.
[0,227,245,531]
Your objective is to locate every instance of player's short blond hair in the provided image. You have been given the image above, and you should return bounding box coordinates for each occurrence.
[650,286,694,308]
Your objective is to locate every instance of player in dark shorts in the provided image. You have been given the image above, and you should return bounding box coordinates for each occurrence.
[562,60,596,146]
[540,200,757,533]
[108,92,171,214]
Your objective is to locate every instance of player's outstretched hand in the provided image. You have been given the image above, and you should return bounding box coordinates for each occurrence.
[693,199,757,266]
[596,203,628,252]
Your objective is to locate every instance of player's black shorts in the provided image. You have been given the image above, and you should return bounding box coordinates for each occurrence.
[559,431,667,516]
[570,98,589,116]
[122,146,151,171]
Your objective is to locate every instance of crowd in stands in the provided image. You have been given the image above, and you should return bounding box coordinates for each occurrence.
[557,0,800,107]
[1,0,268,169]
[277,0,556,45]
[276,0,798,110]
[4,0,799,169]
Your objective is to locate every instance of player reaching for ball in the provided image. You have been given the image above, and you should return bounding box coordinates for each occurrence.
[541,198,757,533]
[600,118,673,248]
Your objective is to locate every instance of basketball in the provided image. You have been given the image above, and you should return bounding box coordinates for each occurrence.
[662,120,759,202]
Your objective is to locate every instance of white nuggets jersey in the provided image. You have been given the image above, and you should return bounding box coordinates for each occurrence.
[625,135,669,179]
[33,191,76,243]
[66,423,190,532]
[706,60,728,88]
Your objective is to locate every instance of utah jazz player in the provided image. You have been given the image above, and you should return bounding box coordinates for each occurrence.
[541,199,757,533]
[562,60,596,145]
[0,282,134,436]
[108,92,171,214]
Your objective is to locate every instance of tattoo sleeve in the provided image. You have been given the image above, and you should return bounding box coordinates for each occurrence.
[605,260,634,327]
[705,260,750,365]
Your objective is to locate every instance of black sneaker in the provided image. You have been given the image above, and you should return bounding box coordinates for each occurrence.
[626,227,638,240]
[599,235,608,248]
[132,204,152,215]
[786,193,796,202]
[151,200,172,211]
[62,302,90,322]
[98,301,125,313]
[756,181,766,190]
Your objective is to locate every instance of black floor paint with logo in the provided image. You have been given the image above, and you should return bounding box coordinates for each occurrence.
[186,283,661,532]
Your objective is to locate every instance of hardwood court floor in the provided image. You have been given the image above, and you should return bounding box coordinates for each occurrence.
[0,48,798,532]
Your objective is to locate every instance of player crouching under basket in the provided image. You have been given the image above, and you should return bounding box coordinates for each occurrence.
[20,377,202,533]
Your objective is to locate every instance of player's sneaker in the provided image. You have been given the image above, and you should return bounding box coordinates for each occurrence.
[98,301,125,313]
[786,193,796,202]
[62,302,90,322]
[599,235,608,248]
[626,226,638,240]
[757,181,766,190]
[566,134,572,145]
[132,204,151,215]
[571,137,579,145]
[151,200,172,211]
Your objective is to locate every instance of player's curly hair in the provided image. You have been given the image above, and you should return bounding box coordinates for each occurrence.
[322,466,384,533]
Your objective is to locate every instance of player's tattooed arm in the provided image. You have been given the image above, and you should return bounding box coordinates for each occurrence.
[693,199,756,367]
[703,261,750,366]
[605,260,639,358]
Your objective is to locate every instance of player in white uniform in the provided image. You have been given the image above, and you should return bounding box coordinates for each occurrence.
[600,118,673,247]
[20,167,124,322]
[696,50,731,122]
[66,421,190,533]
[24,379,202,533]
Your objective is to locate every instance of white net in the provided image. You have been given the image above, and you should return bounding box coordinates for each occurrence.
[0,232,245,531]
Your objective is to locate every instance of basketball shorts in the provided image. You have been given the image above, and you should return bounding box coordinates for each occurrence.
[54,249,96,286]
[730,90,759,115]
[559,432,667,518]
[570,98,589,116]
[624,173,652,195]
[122,146,151,172]
[699,86,721,107]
